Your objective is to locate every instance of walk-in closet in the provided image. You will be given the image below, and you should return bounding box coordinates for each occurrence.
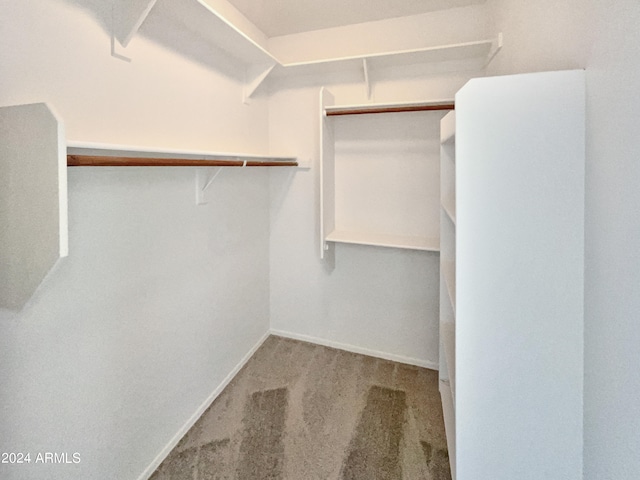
[1,1,639,479]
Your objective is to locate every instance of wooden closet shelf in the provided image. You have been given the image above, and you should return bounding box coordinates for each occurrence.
[67,155,298,167]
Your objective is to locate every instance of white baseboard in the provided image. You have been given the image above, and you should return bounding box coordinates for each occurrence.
[136,331,270,480]
[270,329,439,370]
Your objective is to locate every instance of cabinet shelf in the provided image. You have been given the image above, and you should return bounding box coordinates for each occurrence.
[442,196,456,225]
[117,0,275,66]
[442,260,456,312]
[441,321,456,401]
[326,230,439,252]
[275,37,501,78]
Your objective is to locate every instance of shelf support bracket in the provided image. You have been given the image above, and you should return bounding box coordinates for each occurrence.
[113,0,158,48]
[195,167,223,205]
[484,32,504,68]
[362,58,372,100]
[111,32,132,63]
[243,63,277,104]
[111,0,157,61]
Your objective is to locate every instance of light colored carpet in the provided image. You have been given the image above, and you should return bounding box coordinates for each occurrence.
[150,335,450,480]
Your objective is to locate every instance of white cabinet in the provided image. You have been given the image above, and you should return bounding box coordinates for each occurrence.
[442,70,585,480]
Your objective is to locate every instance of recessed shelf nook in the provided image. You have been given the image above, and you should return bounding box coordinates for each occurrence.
[320,90,446,257]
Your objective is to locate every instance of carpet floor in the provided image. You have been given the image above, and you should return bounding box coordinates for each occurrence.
[149,335,451,480]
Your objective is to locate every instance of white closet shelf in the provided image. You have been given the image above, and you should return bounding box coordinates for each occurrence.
[442,260,456,312]
[326,230,440,252]
[115,0,503,101]
[66,142,297,167]
[116,0,276,66]
[274,37,502,79]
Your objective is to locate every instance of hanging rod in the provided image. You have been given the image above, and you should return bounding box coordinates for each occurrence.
[67,155,298,167]
[325,100,454,117]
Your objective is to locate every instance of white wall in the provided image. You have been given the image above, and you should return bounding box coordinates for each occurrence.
[0,1,271,479]
[268,9,490,367]
[485,0,591,77]
[479,1,640,478]
[268,4,489,64]
[584,1,640,478]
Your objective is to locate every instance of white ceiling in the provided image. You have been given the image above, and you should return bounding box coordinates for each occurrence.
[225,0,486,37]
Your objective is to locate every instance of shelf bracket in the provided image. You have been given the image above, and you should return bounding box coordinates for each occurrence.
[484,32,504,67]
[111,0,157,61]
[113,0,158,48]
[243,63,277,104]
[362,58,372,100]
[110,32,132,63]
[195,167,223,205]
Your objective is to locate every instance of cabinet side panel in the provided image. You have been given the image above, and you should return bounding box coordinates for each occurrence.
[455,71,584,480]
[0,103,66,311]
[320,88,335,259]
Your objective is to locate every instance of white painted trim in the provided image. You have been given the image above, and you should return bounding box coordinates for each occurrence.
[135,331,270,480]
[270,329,438,370]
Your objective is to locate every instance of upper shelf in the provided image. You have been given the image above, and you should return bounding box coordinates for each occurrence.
[274,37,502,79]
[441,111,456,145]
[114,0,503,100]
[152,0,277,66]
[67,142,297,167]
[442,259,456,313]
[442,196,457,225]
[115,0,276,66]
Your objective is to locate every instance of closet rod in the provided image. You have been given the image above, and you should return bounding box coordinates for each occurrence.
[326,103,455,117]
[67,155,298,167]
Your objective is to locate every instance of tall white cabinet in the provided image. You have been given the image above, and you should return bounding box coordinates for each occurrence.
[439,109,457,478]
[440,70,585,480]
